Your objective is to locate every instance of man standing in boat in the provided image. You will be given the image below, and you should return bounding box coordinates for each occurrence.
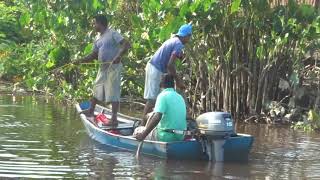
[75,15,130,125]
[135,73,187,142]
[143,24,192,125]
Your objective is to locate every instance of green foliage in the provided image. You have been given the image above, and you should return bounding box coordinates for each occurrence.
[0,0,319,112]
[0,1,24,49]
[84,43,93,55]
[19,12,30,26]
[293,110,320,132]
[289,72,299,86]
[231,0,241,14]
[47,47,70,68]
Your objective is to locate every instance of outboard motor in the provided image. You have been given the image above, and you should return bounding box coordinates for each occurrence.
[196,112,236,161]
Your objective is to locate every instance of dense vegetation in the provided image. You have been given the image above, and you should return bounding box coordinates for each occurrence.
[0,0,319,128]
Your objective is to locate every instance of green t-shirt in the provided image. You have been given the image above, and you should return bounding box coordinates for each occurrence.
[154,88,187,142]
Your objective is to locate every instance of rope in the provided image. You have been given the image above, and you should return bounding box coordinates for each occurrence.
[49,61,114,73]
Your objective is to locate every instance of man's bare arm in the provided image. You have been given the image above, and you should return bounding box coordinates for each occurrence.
[167,54,185,89]
[135,112,162,141]
[167,54,178,77]
[112,39,131,63]
[76,51,98,64]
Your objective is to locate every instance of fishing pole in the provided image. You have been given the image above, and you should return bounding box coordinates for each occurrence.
[49,61,114,73]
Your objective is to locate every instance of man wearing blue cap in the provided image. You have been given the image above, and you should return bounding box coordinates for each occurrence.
[142,24,192,125]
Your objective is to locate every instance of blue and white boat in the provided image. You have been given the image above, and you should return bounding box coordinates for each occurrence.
[76,101,254,161]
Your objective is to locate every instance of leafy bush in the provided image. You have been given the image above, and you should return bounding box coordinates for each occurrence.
[0,0,319,120]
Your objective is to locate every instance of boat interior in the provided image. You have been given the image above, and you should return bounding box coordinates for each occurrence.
[78,101,197,140]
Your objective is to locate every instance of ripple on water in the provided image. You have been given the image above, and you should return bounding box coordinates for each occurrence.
[2,148,52,152]
[0,154,18,158]
[0,174,64,179]
[0,105,24,107]
[0,121,30,128]
[0,159,91,178]
[1,140,41,143]
[2,95,320,179]
[1,115,16,118]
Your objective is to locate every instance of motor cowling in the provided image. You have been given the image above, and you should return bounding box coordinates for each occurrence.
[196,112,236,139]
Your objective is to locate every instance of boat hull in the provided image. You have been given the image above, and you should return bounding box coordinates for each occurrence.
[76,102,253,161]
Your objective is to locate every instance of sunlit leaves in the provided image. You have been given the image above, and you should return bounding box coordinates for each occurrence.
[46,59,55,68]
[159,24,171,41]
[84,43,93,55]
[130,15,142,28]
[92,0,102,10]
[203,0,216,12]
[225,45,233,62]
[149,0,161,12]
[190,0,201,12]
[308,109,320,129]
[19,12,30,26]
[34,10,46,24]
[256,46,265,60]
[231,0,241,14]
[48,47,70,68]
[295,110,320,131]
[141,32,149,40]
[179,2,189,17]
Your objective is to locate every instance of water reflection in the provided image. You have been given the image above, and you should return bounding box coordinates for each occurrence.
[82,137,252,179]
[0,95,320,179]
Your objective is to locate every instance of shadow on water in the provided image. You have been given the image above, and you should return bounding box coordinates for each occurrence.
[0,95,320,179]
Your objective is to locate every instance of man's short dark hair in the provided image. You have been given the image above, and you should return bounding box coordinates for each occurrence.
[94,15,108,26]
[161,73,175,88]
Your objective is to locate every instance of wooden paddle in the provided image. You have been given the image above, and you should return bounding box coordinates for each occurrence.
[135,113,154,159]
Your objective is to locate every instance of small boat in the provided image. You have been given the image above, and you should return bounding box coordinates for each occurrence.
[76,101,254,161]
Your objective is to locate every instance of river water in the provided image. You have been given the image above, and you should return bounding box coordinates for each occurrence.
[0,95,319,179]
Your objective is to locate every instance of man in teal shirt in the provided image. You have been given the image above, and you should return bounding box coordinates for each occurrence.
[134,73,187,142]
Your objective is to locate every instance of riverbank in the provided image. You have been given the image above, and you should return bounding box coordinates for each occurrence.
[0,79,52,96]
[2,77,320,132]
[0,78,145,116]
[0,80,12,93]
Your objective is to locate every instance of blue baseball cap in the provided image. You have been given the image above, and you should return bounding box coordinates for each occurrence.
[176,24,192,37]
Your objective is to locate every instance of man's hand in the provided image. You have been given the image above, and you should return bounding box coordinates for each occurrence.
[134,132,146,141]
[178,52,185,60]
[112,56,121,64]
[73,51,98,65]
[134,112,162,141]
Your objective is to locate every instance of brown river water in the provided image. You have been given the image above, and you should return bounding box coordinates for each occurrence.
[0,95,319,179]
